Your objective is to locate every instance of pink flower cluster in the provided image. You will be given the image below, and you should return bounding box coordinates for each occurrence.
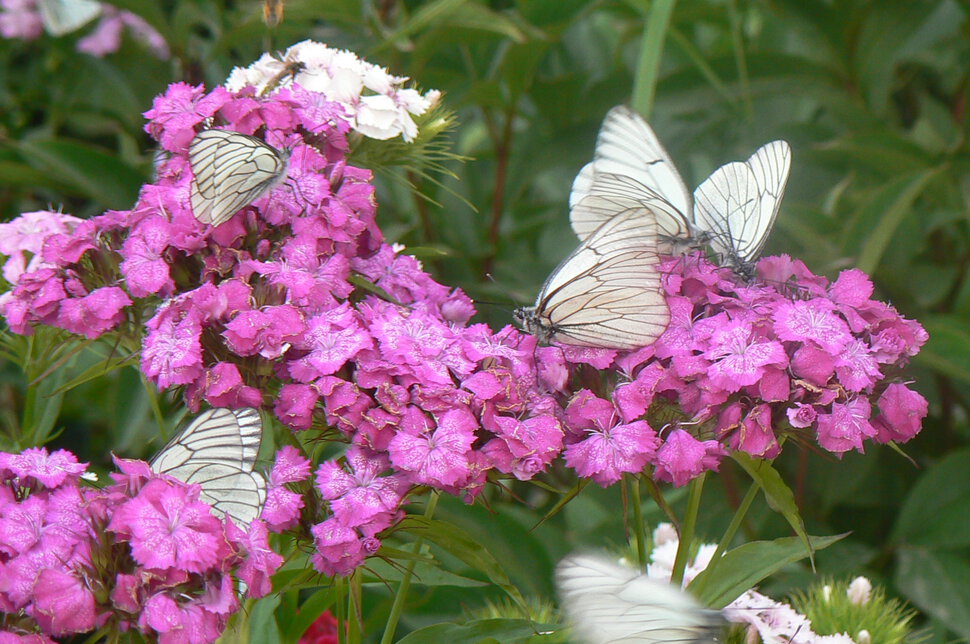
[0,0,168,58]
[630,254,928,484]
[0,72,930,576]
[0,447,283,643]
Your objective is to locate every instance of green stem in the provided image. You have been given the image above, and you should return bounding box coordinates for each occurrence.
[727,0,752,116]
[336,576,347,644]
[705,482,758,581]
[628,474,648,567]
[380,492,440,644]
[347,570,363,644]
[672,472,705,585]
[631,0,678,118]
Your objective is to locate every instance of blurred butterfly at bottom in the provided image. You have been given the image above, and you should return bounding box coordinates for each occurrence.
[556,554,724,644]
[188,129,290,228]
[514,201,671,351]
[150,407,267,527]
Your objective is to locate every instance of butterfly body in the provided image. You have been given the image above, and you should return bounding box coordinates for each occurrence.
[556,554,724,644]
[189,130,289,227]
[150,407,267,527]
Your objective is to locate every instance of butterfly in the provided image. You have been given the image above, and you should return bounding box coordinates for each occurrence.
[150,407,267,527]
[514,203,670,350]
[556,553,724,644]
[570,106,791,278]
[188,129,290,227]
[37,0,101,36]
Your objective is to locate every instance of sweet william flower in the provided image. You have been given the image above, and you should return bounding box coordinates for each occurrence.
[30,568,98,636]
[107,478,228,573]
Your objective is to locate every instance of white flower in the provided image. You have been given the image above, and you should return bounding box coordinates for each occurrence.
[223,39,440,141]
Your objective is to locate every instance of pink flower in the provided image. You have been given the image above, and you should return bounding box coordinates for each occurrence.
[108,478,228,573]
[275,384,320,430]
[226,520,283,598]
[654,430,727,487]
[223,306,306,360]
[702,319,787,393]
[873,383,927,444]
[31,568,97,636]
[311,519,365,576]
[56,286,132,339]
[564,419,658,486]
[816,399,876,454]
[0,447,87,488]
[387,408,476,488]
[774,299,851,353]
[317,448,406,528]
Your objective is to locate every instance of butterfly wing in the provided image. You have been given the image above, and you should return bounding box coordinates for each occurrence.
[37,0,101,36]
[693,140,791,269]
[556,554,723,644]
[571,173,696,251]
[570,106,693,243]
[150,407,266,526]
[524,202,670,350]
[189,130,289,227]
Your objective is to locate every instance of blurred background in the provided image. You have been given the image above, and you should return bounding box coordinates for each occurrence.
[0,0,968,640]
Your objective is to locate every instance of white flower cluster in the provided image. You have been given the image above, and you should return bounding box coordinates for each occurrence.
[645,523,860,644]
[226,39,440,142]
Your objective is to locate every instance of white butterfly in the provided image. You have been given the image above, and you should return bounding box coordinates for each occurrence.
[188,129,289,227]
[556,554,724,644]
[37,0,101,36]
[150,407,267,527]
[514,204,670,350]
[570,106,791,277]
[693,140,791,278]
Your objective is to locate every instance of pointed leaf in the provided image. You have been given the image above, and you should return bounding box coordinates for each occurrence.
[731,453,812,559]
[691,533,847,608]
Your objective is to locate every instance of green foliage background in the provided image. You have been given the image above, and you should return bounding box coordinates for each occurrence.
[0,0,968,641]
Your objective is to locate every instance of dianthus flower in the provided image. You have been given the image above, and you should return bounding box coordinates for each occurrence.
[0,448,283,643]
[0,41,928,582]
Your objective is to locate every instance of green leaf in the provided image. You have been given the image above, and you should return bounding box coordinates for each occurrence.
[690,533,847,608]
[913,316,970,386]
[362,555,489,588]
[377,0,530,52]
[396,618,559,644]
[18,139,145,209]
[245,593,283,644]
[397,516,529,612]
[893,447,970,548]
[731,454,812,560]
[895,546,970,639]
[279,588,337,644]
[842,168,940,274]
[0,160,70,191]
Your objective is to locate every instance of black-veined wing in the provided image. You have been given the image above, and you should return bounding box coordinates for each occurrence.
[569,106,695,244]
[37,0,101,36]
[571,173,698,255]
[150,407,266,527]
[189,129,289,227]
[693,140,791,275]
[556,554,723,644]
[514,201,670,350]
